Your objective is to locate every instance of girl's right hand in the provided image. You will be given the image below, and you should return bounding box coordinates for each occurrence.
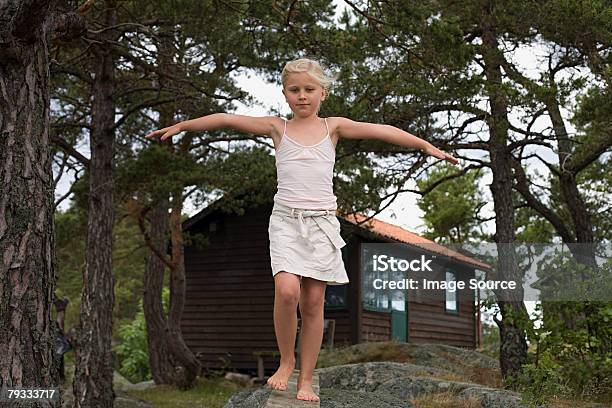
[145,124,183,141]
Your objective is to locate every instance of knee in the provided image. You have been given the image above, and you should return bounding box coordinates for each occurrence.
[300,296,324,319]
[276,286,300,306]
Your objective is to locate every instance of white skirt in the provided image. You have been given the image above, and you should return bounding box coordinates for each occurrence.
[268,202,349,285]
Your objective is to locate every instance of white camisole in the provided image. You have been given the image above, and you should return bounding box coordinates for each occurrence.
[273,117,337,210]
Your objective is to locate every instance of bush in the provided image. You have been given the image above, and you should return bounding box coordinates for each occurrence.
[114,287,170,383]
[115,303,151,383]
[516,301,612,405]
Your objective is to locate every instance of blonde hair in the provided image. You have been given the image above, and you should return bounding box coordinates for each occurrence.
[281,58,336,95]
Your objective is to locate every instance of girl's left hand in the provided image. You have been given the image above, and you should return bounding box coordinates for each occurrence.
[423,144,459,166]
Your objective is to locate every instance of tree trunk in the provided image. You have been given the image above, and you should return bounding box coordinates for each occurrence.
[139,26,201,387]
[143,199,177,384]
[0,2,61,406]
[72,2,118,407]
[547,99,597,268]
[480,6,528,381]
[164,189,202,389]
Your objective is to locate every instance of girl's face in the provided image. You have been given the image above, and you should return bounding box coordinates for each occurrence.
[282,72,326,118]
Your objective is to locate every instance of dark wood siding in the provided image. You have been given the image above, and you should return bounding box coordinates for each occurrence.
[182,205,277,373]
[324,309,352,347]
[361,310,391,341]
[408,263,476,348]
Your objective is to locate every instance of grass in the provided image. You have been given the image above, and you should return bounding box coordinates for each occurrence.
[124,377,250,408]
[317,340,415,368]
[60,358,252,408]
[411,392,481,408]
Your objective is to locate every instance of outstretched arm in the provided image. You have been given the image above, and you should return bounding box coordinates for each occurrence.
[145,113,277,141]
[335,117,459,166]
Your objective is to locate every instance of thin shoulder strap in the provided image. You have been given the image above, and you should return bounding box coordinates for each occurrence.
[282,117,287,135]
[324,117,329,135]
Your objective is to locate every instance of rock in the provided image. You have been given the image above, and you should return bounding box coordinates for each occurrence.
[129,380,156,391]
[225,372,252,386]
[222,387,415,408]
[319,361,455,392]
[319,388,415,408]
[222,345,527,408]
[112,370,134,391]
[319,361,528,408]
[223,387,271,408]
[112,371,156,392]
[459,386,525,408]
[319,341,499,377]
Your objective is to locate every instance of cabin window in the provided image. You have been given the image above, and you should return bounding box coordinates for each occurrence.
[362,245,393,312]
[325,246,348,308]
[445,271,458,313]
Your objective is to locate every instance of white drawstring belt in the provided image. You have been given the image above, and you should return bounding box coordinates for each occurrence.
[272,206,345,250]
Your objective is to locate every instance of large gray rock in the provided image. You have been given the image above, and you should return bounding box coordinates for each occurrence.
[319,362,527,408]
[318,361,456,392]
[318,342,499,378]
[224,387,272,408]
[223,387,414,408]
[459,386,525,408]
[319,388,414,408]
[223,361,528,408]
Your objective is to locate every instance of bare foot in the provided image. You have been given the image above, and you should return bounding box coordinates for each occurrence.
[296,376,320,402]
[267,360,295,391]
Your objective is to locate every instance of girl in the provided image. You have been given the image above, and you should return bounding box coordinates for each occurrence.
[146,58,458,402]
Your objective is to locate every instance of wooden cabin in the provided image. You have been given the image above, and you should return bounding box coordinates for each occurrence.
[181,199,490,375]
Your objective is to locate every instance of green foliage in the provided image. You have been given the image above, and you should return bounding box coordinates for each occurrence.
[201,145,278,214]
[115,287,170,383]
[416,164,486,243]
[516,351,572,406]
[516,300,612,404]
[54,205,147,340]
[480,322,500,359]
[115,303,151,383]
[54,207,88,330]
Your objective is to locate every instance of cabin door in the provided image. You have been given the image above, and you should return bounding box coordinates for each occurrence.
[391,310,406,342]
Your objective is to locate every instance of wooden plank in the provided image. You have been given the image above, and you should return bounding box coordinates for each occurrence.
[409,329,475,342]
[409,337,475,348]
[181,318,274,326]
[265,370,320,408]
[185,289,275,299]
[187,262,271,271]
[409,316,473,329]
[187,340,278,348]
[184,297,274,305]
[181,325,275,334]
[186,282,274,291]
[409,326,474,339]
[183,305,273,313]
[186,276,272,284]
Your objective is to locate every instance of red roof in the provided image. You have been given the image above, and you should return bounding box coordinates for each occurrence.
[339,212,491,271]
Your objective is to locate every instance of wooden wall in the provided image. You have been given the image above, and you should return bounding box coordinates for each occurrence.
[407,262,476,348]
[361,310,391,341]
[182,205,278,373]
